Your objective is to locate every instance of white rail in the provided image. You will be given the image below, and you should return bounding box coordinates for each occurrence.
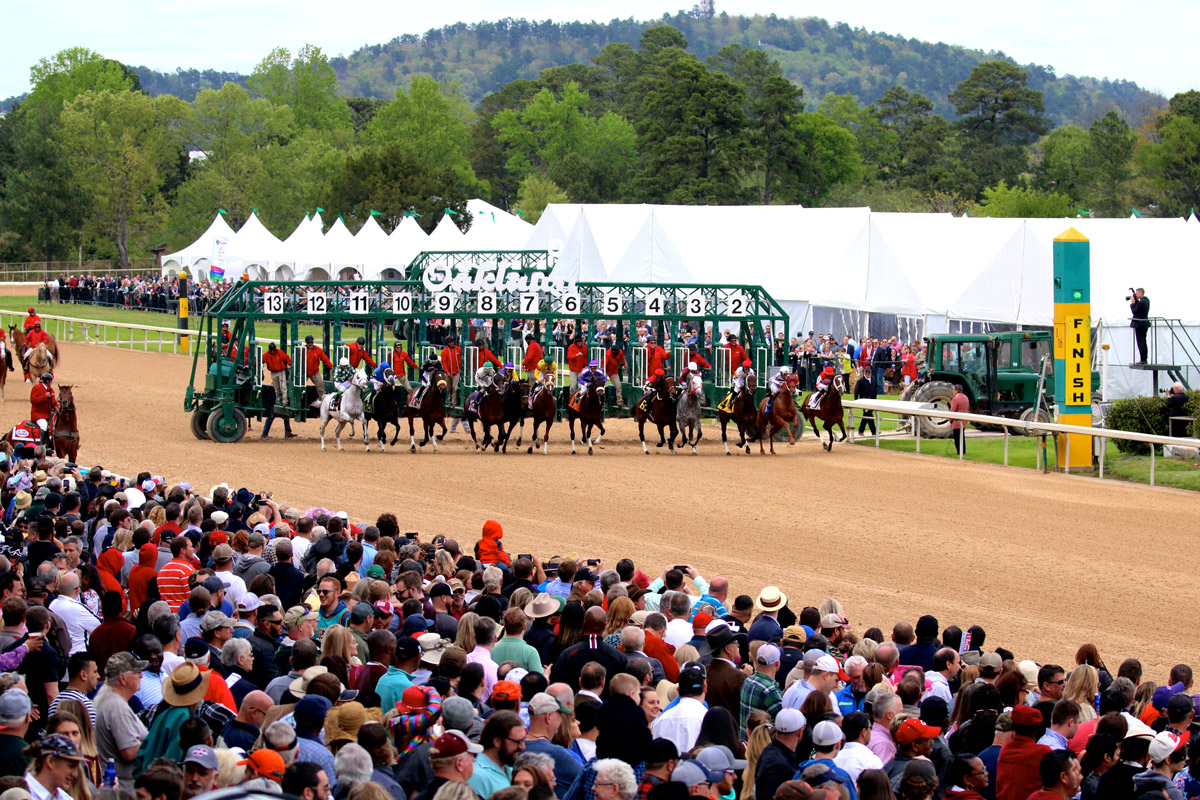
[0,310,281,354]
[841,398,1200,486]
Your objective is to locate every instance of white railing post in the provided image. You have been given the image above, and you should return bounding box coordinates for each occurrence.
[1151,446,1156,486]
[915,417,921,453]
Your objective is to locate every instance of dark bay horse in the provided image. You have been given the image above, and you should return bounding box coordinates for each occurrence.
[756,374,800,455]
[525,381,556,455]
[567,380,606,455]
[718,374,759,455]
[363,370,402,451]
[635,377,678,454]
[801,374,849,451]
[53,384,79,463]
[406,369,448,452]
[498,380,527,454]
[463,382,506,453]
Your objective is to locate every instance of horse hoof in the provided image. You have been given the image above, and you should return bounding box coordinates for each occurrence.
[410,446,416,453]
[656,442,664,448]
[745,446,750,454]
[527,447,533,454]
[588,447,593,455]
[321,445,326,451]
[691,447,697,455]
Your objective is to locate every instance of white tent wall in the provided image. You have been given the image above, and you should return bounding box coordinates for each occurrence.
[425,215,466,250]
[389,217,430,272]
[606,209,697,283]
[464,199,534,251]
[161,213,237,275]
[351,215,406,280]
[550,211,606,283]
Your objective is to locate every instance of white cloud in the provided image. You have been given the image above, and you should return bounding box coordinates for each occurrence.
[3,0,1194,100]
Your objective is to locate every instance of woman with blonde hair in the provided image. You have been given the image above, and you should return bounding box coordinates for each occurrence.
[112,528,133,553]
[852,637,878,664]
[740,711,774,800]
[1063,665,1099,722]
[508,588,533,614]
[674,645,700,669]
[54,699,100,787]
[819,598,845,620]
[348,784,393,800]
[434,550,457,580]
[454,612,480,653]
[1132,680,1158,721]
[603,598,635,647]
[147,505,166,528]
[322,625,361,669]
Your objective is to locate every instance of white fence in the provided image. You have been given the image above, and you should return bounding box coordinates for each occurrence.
[842,398,1200,486]
[0,310,219,355]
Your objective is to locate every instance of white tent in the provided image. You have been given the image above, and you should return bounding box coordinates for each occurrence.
[389,217,430,275]
[425,215,466,250]
[225,212,286,280]
[464,199,534,251]
[351,215,408,280]
[162,213,237,276]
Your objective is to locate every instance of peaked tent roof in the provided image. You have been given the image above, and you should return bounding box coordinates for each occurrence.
[353,215,406,276]
[162,213,237,271]
[550,210,606,283]
[227,212,286,269]
[464,199,534,251]
[425,215,466,250]
[389,216,430,272]
[607,210,696,283]
[313,216,358,268]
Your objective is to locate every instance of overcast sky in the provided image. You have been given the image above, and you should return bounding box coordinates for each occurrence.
[4,0,1194,100]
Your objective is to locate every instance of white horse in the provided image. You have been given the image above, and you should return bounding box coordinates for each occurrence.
[319,370,372,452]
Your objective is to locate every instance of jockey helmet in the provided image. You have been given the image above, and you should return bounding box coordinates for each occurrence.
[221,321,229,328]
[742,359,752,367]
[688,361,698,372]
[779,366,791,375]
[379,361,390,371]
[822,366,835,376]
[588,359,599,368]
[304,335,315,344]
[339,357,350,367]
[654,368,665,377]
[474,338,484,348]
[356,336,365,346]
[40,373,52,383]
[27,308,34,314]
[504,362,514,369]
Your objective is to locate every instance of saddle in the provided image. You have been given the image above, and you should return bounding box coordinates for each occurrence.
[330,393,342,413]
[467,390,482,415]
[717,391,736,414]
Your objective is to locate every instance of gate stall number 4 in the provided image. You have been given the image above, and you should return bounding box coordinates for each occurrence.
[645,293,667,317]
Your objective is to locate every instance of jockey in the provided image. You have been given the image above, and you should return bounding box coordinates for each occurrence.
[639,367,667,408]
[529,355,556,408]
[0,326,11,372]
[25,322,51,353]
[30,373,56,447]
[475,363,497,390]
[23,308,40,334]
[333,357,355,398]
[809,365,836,409]
[577,359,606,396]
[765,365,793,416]
[496,361,516,388]
[371,361,393,390]
[347,336,376,371]
[733,359,755,393]
[678,362,703,396]
[413,355,442,405]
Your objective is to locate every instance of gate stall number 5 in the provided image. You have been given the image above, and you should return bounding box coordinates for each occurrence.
[263,292,285,315]
[603,293,622,316]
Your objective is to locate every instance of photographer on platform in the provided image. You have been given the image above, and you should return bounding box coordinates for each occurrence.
[1129,287,1150,364]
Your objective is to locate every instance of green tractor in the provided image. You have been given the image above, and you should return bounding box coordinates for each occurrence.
[898,331,1099,438]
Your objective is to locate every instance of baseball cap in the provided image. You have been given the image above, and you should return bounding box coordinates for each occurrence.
[775,781,818,800]
[183,637,210,661]
[237,593,262,612]
[402,614,431,635]
[201,576,225,594]
[775,708,805,734]
[441,696,475,733]
[895,718,942,745]
[183,745,219,770]
[678,662,707,694]
[782,625,807,645]
[993,712,1013,732]
[1010,705,1043,726]
[395,637,421,660]
[210,510,229,525]
[350,601,375,623]
[200,611,233,633]
[492,681,522,703]
[372,600,394,618]
[671,759,724,787]
[295,695,333,721]
[430,730,482,758]
[756,644,782,666]
[1153,682,1186,710]
[212,544,234,563]
[697,744,748,772]
[0,690,32,721]
[1150,731,1183,763]
[238,749,286,781]
[38,734,84,761]
[820,613,849,629]
[978,652,1003,674]
[805,762,851,788]
[284,606,318,628]
[812,720,846,747]
[812,654,849,679]
[1125,719,1156,740]
[429,582,452,599]
[529,692,568,715]
[104,651,148,680]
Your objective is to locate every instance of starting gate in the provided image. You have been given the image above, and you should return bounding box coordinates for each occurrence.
[292,343,309,397]
[589,346,607,371]
[463,345,481,387]
[673,346,691,376]
[505,344,524,372]
[755,347,772,382]
[547,346,569,388]
[185,250,789,441]
[336,344,351,371]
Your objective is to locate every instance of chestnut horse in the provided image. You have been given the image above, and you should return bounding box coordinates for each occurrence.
[635,377,678,454]
[53,384,80,463]
[756,374,801,454]
[800,374,848,451]
[9,326,59,381]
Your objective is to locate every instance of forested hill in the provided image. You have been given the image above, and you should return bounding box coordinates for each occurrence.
[329,13,1163,126]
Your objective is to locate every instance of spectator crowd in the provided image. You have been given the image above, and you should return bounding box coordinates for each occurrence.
[0,448,1188,800]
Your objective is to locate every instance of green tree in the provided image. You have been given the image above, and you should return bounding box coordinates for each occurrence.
[973,181,1074,217]
[24,47,137,114]
[864,85,948,189]
[1040,125,1092,200]
[1087,111,1136,217]
[326,142,470,232]
[949,61,1050,197]
[515,173,567,224]
[469,79,542,208]
[1136,115,1200,216]
[60,90,190,268]
[776,112,862,205]
[366,76,477,184]
[247,45,350,132]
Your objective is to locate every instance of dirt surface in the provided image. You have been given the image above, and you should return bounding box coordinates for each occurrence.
[20,342,1200,677]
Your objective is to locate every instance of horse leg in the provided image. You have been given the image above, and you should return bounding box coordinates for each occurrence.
[720,417,731,455]
[407,415,417,453]
[527,420,539,454]
[335,421,346,451]
[320,415,329,451]
[594,419,605,445]
[668,422,677,454]
[837,417,848,442]
[786,414,797,445]
[431,417,442,451]
[467,418,480,451]
[823,421,833,451]
[638,417,649,455]
[569,414,577,455]
[542,419,551,455]
[362,417,371,452]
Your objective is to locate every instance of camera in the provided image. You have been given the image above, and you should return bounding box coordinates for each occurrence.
[1126,287,1136,301]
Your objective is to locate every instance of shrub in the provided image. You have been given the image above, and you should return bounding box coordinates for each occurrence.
[1105,390,1200,455]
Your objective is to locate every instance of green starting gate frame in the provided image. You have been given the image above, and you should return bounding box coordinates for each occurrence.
[186,251,788,442]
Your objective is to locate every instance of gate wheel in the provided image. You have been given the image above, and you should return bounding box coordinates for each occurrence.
[191,410,210,440]
[207,408,247,443]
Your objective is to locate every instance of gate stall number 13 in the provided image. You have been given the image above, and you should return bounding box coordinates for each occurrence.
[263,292,285,314]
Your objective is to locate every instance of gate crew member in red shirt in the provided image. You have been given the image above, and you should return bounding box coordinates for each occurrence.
[566,334,588,393]
[522,334,543,380]
[686,343,712,372]
[347,336,376,372]
[473,338,504,371]
[604,338,626,408]
[262,342,292,406]
[303,335,333,403]
[391,341,419,391]
[723,333,748,371]
[441,335,463,432]
[30,372,56,447]
[645,340,670,378]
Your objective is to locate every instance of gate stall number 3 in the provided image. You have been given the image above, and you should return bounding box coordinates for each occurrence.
[263,292,284,314]
[685,295,706,316]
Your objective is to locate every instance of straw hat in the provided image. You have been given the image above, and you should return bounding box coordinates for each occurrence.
[289,665,329,697]
[755,586,787,614]
[656,678,679,704]
[524,592,560,620]
[163,662,211,707]
[325,700,380,743]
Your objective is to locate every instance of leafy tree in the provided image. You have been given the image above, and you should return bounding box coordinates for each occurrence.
[469,79,542,207]
[776,112,862,205]
[1136,115,1200,217]
[347,97,389,132]
[864,85,948,189]
[59,90,191,268]
[515,173,567,224]
[24,47,137,114]
[248,45,350,132]
[1040,125,1092,200]
[949,61,1050,196]
[972,181,1074,217]
[326,143,470,232]
[366,76,477,184]
[1087,111,1135,217]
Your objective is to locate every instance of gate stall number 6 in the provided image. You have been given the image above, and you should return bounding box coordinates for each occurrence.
[561,294,581,315]
[306,292,327,315]
[348,292,370,314]
[263,292,284,314]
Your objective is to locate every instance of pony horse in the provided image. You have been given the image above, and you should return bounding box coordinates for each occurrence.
[9,326,59,381]
[319,371,370,451]
[635,377,678,454]
[406,369,449,453]
[756,374,801,455]
[567,380,606,455]
[717,374,759,455]
[53,384,80,463]
[800,374,849,451]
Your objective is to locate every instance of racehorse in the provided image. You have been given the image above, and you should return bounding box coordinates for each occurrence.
[567,380,606,455]
[756,374,801,455]
[0,339,8,400]
[675,379,704,455]
[718,374,759,455]
[319,370,370,452]
[525,380,556,455]
[463,381,507,453]
[406,369,449,453]
[498,379,527,454]
[363,369,401,451]
[9,326,59,380]
[53,384,79,463]
[800,374,848,451]
[635,377,678,454]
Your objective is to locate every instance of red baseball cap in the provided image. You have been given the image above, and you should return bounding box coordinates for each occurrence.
[396,685,432,713]
[895,719,942,745]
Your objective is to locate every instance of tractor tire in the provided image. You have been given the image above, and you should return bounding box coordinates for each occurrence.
[896,382,918,431]
[1017,406,1051,435]
[190,410,210,441]
[207,408,247,443]
[911,381,956,439]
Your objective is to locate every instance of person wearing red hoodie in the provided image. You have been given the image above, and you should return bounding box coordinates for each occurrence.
[476,520,510,567]
[996,705,1051,800]
[96,549,127,614]
[128,542,159,612]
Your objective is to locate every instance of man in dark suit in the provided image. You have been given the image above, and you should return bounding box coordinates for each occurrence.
[704,624,748,720]
[855,368,878,435]
[872,341,892,387]
[1130,288,1150,363]
[549,606,627,693]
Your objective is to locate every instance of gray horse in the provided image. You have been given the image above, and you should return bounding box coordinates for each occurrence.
[319,370,371,452]
[675,378,704,455]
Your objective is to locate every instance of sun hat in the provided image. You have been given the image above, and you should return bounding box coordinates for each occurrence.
[289,665,329,697]
[397,685,434,713]
[524,592,559,619]
[163,663,211,707]
[755,586,787,613]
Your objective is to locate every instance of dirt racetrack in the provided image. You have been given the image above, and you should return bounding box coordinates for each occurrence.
[22,342,1200,677]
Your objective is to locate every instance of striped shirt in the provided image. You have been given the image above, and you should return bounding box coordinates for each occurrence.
[48,689,95,726]
[158,558,196,610]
